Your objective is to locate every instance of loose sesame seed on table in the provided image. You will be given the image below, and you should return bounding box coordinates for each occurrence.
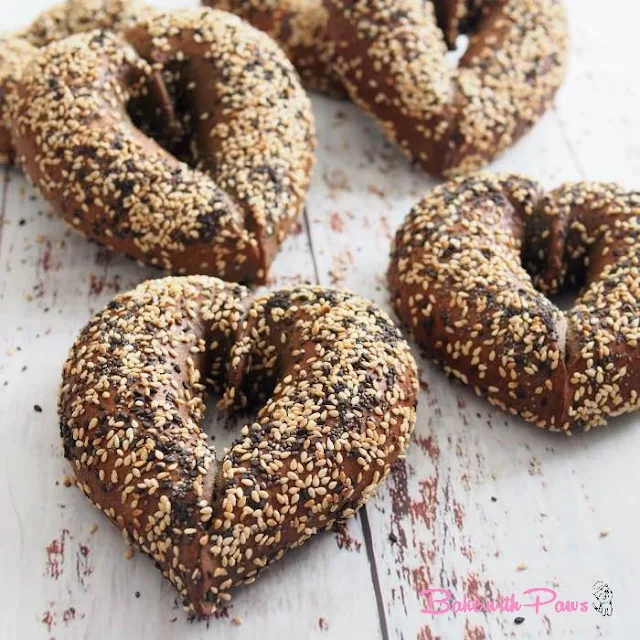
[0,1,639,639]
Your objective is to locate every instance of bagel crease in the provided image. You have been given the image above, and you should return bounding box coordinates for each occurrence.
[59,277,418,616]
[0,0,150,164]
[203,0,568,177]
[388,173,640,433]
[6,8,316,283]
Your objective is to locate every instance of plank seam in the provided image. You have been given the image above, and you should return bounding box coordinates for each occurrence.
[361,506,390,640]
[0,167,10,262]
[302,205,322,284]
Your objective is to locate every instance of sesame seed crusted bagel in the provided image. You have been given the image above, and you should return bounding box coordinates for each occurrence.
[59,276,418,615]
[325,0,569,176]
[388,173,640,433]
[0,0,150,165]
[203,0,568,176]
[7,9,316,283]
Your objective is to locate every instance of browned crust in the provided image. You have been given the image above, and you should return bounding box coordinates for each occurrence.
[201,0,492,75]
[0,38,37,165]
[7,9,315,283]
[18,0,150,46]
[203,0,346,97]
[388,173,640,432]
[59,277,418,615]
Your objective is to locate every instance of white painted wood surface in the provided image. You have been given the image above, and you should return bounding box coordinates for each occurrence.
[0,1,637,638]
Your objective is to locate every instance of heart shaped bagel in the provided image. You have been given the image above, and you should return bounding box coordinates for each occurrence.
[7,9,316,283]
[203,0,569,177]
[389,174,640,433]
[59,277,418,615]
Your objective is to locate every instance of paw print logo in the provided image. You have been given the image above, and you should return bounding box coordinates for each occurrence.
[592,582,613,617]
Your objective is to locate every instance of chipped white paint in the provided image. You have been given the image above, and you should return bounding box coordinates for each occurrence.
[0,1,637,638]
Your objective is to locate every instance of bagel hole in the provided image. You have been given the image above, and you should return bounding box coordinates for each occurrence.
[523,221,592,313]
[545,290,580,312]
[126,65,199,167]
[529,264,586,312]
[201,370,279,453]
[445,34,469,67]
[552,259,593,312]
[201,399,255,452]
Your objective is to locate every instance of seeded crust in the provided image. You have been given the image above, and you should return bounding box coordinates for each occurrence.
[389,173,640,433]
[8,9,316,283]
[18,0,149,46]
[201,0,484,95]
[203,0,567,176]
[0,0,150,165]
[326,0,568,177]
[202,0,345,96]
[59,276,418,616]
[435,0,498,47]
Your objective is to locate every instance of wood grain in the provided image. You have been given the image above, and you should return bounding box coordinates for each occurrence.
[0,1,637,638]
